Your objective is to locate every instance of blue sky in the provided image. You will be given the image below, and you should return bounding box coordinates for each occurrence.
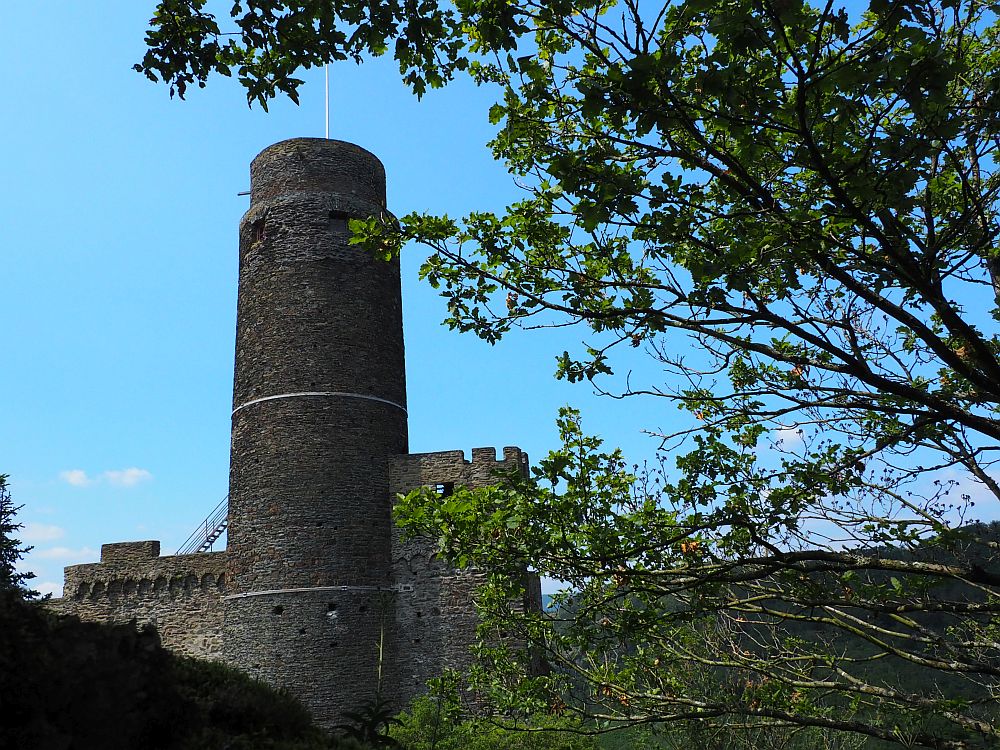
[8,4,994,599]
[3,4,663,595]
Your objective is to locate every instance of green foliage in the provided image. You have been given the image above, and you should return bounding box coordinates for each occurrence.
[135,0,477,105]
[389,691,599,750]
[396,413,1000,749]
[0,475,37,599]
[594,720,870,750]
[0,599,178,749]
[171,657,346,749]
[139,0,1000,747]
[0,593,351,750]
[337,696,403,748]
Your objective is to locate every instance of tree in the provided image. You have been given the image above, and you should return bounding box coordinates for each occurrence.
[138,1,1000,747]
[0,475,37,600]
[388,678,600,750]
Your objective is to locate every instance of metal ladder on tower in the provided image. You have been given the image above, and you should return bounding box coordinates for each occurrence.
[176,495,229,555]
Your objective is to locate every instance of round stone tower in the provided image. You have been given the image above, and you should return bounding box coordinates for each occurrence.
[222,138,407,725]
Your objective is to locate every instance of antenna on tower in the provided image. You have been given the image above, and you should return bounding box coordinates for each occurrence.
[325,63,330,139]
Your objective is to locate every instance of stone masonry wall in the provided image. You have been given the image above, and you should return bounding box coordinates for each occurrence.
[389,446,535,706]
[224,138,406,728]
[48,444,534,717]
[49,541,228,660]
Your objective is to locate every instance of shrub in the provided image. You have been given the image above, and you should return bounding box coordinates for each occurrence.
[0,593,358,750]
[390,694,599,750]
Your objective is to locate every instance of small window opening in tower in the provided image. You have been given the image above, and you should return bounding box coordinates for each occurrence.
[436,483,455,498]
[252,219,266,243]
[272,605,284,615]
[328,209,351,234]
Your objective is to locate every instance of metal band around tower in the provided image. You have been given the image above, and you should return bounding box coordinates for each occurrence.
[223,583,414,601]
[232,391,408,417]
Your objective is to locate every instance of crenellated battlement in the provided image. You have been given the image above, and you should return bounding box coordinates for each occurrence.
[388,445,535,702]
[62,545,228,599]
[389,445,528,493]
[66,566,227,604]
[471,445,528,466]
[99,540,161,563]
[50,546,229,661]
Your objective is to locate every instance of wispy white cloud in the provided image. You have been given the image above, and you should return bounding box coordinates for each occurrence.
[59,469,93,487]
[102,468,152,487]
[58,467,153,488]
[35,546,98,562]
[20,523,65,543]
[774,427,804,448]
[36,581,63,598]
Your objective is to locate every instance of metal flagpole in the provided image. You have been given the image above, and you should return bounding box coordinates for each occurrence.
[325,63,330,138]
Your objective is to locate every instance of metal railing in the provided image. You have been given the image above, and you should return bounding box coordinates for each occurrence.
[176,495,229,555]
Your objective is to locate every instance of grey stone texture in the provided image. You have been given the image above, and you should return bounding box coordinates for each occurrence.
[389,447,530,703]
[226,139,407,727]
[49,542,228,660]
[48,138,539,729]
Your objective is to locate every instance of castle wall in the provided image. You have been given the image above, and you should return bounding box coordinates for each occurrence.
[389,446,534,705]
[49,541,228,660]
[47,140,536,728]
[48,444,535,718]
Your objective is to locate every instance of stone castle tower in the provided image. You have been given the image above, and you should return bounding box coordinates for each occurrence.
[51,138,537,726]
